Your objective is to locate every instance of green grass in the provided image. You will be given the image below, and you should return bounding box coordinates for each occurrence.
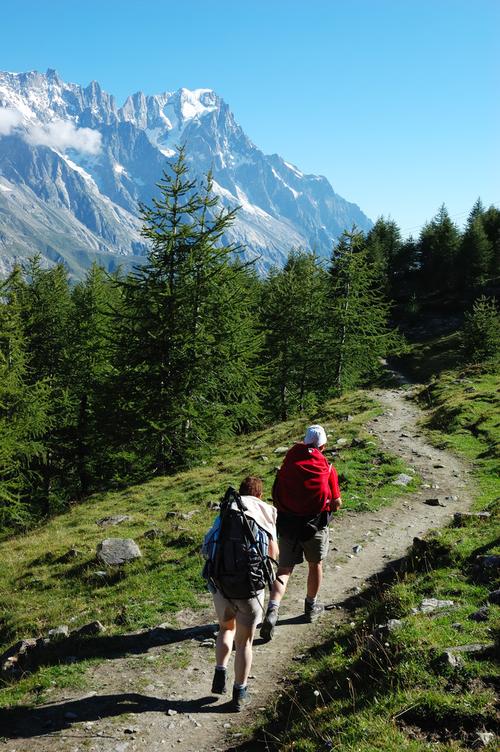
[0,389,417,709]
[395,329,464,382]
[240,361,500,752]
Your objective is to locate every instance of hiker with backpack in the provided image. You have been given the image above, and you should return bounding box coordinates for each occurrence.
[260,424,342,641]
[202,476,278,711]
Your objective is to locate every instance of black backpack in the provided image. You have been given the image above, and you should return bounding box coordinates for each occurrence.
[203,487,276,599]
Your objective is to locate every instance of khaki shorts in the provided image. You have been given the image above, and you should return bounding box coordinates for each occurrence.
[278,526,330,568]
[212,588,265,629]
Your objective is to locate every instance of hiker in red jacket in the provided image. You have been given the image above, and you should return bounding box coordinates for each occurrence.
[260,424,342,641]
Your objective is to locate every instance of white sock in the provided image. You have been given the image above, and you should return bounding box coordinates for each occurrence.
[305,596,317,606]
[234,683,247,690]
[215,665,226,671]
[268,599,280,610]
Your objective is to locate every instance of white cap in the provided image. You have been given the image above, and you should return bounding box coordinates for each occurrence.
[304,424,327,447]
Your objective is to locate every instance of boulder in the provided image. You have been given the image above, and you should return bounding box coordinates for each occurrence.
[96,538,142,566]
[96,515,131,527]
[336,438,349,447]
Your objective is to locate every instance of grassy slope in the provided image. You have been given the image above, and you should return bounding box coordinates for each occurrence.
[245,358,499,751]
[0,390,417,709]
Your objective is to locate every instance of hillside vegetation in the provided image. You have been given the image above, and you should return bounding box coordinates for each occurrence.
[0,389,418,709]
[240,358,499,752]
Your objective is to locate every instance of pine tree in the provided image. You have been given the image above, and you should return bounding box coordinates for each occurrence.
[327,228,403,393]
[462,296,500,363]
[66,264,118,495]
[419,205,461,296]
[8,258,74,513]
[261,250,328,420]
[112,148,262,473]
[0,274,49,530]
[481,205,500,279]
[461,214,492,291]
[365,217,402,294]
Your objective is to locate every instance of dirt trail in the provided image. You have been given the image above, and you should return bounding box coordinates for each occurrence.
[1,386,474,752]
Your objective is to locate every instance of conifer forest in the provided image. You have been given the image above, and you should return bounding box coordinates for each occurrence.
[1,150,499,532]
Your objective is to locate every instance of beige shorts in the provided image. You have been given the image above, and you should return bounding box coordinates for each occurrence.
[212,588,265,629]
[278,526,330,568]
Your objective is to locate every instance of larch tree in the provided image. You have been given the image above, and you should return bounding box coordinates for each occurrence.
[112,148,262,473]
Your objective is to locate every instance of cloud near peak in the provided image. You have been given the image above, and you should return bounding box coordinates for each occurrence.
[0,107,102,155]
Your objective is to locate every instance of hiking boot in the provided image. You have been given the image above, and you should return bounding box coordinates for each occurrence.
[304,599,324,623]
[231,685,249,712]
[259,605,279,642]
[211,667,227,695]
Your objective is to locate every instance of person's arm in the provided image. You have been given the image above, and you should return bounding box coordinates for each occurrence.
[268,537,279,561]
[329,466,342,512]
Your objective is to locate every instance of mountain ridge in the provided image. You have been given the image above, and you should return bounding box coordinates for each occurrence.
[0,69,372,277]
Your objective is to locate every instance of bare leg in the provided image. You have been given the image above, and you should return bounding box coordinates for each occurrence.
[306,561,323,600]
[268,566,293,604]
[215,616,236,668]
[233,622,256,686]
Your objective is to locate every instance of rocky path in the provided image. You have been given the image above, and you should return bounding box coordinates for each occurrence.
[1,387,474,752]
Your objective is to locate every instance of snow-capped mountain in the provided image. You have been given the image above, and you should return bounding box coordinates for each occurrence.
[0,69,372,277]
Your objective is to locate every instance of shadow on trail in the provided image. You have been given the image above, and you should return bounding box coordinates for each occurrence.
[2,621,219,681]
[0,691,239,739]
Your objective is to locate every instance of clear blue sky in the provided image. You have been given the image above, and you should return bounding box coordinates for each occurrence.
[1,0,499,235]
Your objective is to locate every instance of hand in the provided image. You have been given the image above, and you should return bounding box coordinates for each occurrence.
[331,497,342,512]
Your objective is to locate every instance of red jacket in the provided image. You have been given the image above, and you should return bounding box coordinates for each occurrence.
[274,443,341,516]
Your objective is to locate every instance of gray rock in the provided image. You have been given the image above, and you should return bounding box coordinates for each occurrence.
[442,650,462,668]
[96,515,131,527]
[47,626,69,641]
[413,598,455,614]
[57,547,81,563]
[424,498,444,507]
[454,511,491,526]
[206,501,220,511]
[352,544,363,554]
[446,643,495,655]
[476,731,495,747]
[475,554,500,572]
[392,473,413,486]
[200,638,215,648]
[488,588,500,605]
[96,538,142,566]
[273,446,289,455]
[336,438,349,447]
[180,510,197,520]
[71,621,105,637]
[259,455,269,462]
[469,606,490,622]
[387,619,403,631]
[144,528,163,539]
